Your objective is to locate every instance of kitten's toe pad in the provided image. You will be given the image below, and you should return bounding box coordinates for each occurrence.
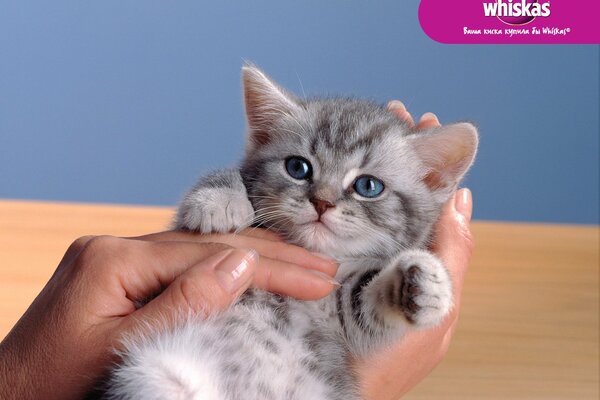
[176,189,254,233]
[390,250,453,327]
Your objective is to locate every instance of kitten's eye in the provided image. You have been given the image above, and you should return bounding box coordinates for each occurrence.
[285,156,312,180]
[353,175,385,198]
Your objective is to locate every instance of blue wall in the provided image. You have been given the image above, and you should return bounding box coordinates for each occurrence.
[1,1,598,224]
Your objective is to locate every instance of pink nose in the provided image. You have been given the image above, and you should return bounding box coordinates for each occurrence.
[310,197,335,217]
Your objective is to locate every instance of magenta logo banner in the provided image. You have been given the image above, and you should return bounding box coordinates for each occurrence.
[419,0,600,44]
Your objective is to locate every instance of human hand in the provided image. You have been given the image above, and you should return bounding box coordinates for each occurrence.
[353,102,475,400]
[0,231,338,400]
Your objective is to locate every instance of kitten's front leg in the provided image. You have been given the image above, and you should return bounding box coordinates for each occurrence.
[174,169,255,233]
[338,250,452,355]
[373,250,453,328]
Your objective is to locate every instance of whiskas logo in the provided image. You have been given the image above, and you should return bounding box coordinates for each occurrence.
[483,0,551,25]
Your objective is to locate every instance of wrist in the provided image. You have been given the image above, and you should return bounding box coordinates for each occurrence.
[0,323,37,399]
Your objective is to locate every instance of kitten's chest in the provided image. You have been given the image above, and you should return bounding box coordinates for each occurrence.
[335,257,388,281]
[236,289,336,336]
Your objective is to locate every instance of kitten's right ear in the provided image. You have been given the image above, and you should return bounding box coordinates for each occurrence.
[242,65,302,148]
[410,122,479,200]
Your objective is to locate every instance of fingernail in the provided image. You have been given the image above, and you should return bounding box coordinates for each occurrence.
[309,270,341,287]
[311,252,338,264]
[215,249,258,294]
[387,100,407,111]
[455,188,473,221]
[420,112,439,123]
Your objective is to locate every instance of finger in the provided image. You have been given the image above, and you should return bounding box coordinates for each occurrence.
[108,238,336,305]
[214,235,338,277]
[129,230,338,277]
[387,100,415,127]
[131,227,281,243]
[416,112,441,130]
[129,249,257,325]
[430,188,474,297]
[113,240,233,303]
[252,256,340,300]
[455,187,473,221]
[129,230,203,242]
[238,227,283,242]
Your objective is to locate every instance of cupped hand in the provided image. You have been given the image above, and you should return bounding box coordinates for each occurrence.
[353,102,475,400]
[0,231,338,400]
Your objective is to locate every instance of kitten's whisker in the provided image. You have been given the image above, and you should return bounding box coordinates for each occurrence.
[360,224,405,253]
[295,71,307,100]
[247,194,281,200]
[233,206,291,234]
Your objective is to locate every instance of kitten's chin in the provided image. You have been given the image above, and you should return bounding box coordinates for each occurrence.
[282,214,394,258]
[303,221,335,240]
[314,221,339,239]
[288,220,396,259]
[292,221,338,253]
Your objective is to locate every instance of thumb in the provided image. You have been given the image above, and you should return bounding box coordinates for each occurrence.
[131,248,258,326]
[431,188,474,297]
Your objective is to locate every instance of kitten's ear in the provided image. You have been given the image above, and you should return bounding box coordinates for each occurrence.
[242,65,302,147]
[410,122,479,198]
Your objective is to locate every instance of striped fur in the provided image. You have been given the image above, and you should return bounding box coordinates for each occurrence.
[106,66,477,400]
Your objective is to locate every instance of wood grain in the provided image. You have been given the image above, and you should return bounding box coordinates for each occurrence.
[0,200,598,399]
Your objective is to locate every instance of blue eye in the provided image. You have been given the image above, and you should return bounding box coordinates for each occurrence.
[285,157,312,180]
[353,175,385,198]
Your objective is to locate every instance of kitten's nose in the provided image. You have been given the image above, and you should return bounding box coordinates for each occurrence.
[310,197,335,217]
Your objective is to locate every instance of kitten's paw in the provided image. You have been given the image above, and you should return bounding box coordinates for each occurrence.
[176,189,255,233]
[386,250,453,327]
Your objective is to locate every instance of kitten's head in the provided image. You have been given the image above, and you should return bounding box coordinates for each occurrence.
[240,66,478,258]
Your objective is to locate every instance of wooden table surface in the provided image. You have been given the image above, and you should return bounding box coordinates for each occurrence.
[1,200,598,399]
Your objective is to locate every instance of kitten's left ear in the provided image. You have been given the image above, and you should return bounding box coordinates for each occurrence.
[410,122,479,198]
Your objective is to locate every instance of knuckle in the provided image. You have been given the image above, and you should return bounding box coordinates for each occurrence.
[269,240,298,255]
[440,328,454,357]
[454,216,475,255]
[201,242,233,254]
[462,228,475,255]
[83,235,118,253]
[70,235,96,252]
[62,235,96,265]
[241,228,282,241]
[74,235,126,272]
[265,267,273,288]
[439,314,459,356]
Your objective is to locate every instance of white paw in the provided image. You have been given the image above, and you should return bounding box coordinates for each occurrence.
[176,188,255,233]
[390,250,453,327]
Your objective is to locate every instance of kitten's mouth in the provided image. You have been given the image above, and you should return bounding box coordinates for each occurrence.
[305,220,336,235]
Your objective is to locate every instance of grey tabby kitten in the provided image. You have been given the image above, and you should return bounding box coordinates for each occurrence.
[107,66,478,400]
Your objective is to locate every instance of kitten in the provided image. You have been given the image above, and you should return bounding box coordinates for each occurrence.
[106,66,478,399]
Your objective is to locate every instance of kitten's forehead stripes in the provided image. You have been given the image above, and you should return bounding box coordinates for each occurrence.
[359,149,372,170]
[306,99,406,177]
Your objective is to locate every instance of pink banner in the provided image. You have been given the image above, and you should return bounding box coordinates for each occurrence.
[419,0,600,44]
